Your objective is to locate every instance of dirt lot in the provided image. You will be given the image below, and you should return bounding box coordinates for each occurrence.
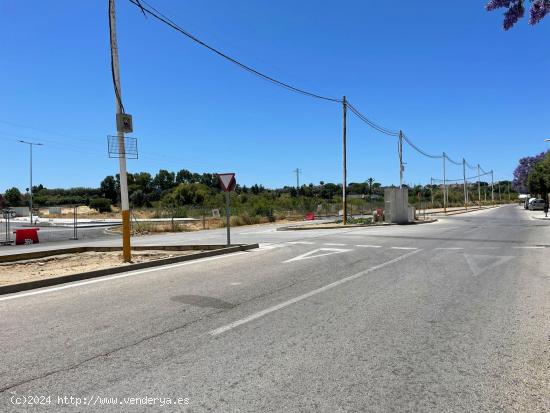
[0,250,201,286]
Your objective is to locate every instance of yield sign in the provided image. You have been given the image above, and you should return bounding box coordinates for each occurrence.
[463,254,514,276]
[284,248,352,263]
[218,173,236,192]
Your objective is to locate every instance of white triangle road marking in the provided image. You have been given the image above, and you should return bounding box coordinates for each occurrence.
[283,248,353,263]
[463,254,514,277]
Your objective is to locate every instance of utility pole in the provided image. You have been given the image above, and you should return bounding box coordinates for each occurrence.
[462,158,468,210]
[398,131,404,188]
[342,96,347,225]
[477,164,482,209]
[294,168,301,190]
[491,170,495,207]
[19,140,42,224]
[109,0,131,262]
[430,177,434,209]
[442,153,447,214]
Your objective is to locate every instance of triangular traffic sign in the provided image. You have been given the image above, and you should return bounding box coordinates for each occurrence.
[218,173,236,192]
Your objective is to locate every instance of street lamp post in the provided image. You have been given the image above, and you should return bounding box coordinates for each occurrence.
[19,140,42,224]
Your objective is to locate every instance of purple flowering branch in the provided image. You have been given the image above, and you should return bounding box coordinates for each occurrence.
[486,0,550,30]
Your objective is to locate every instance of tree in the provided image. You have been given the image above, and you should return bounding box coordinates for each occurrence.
[153,169,176,192]
[486,0,549,30]
[527,152,550,199]
[100,176,118,204]
[89,198,112,213]
[162,183,210,207]
[512,151,548,193]
[4,187,22,206]
[175,169,193,184]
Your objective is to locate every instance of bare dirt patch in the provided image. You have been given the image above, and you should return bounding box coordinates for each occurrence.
[0,250,201,286]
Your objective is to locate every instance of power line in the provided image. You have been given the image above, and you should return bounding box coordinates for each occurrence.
[432,170,492,183]
[465,160,476,170]
[346,101,400,136]
[401,133,443,159]
[444,153,462,166]
[127,0,341,103]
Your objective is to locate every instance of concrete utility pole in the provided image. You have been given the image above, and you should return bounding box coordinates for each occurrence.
[491,170,495,206]
[462,158,468,210]
[109,0,131,262]
[443,153,447,214]
[294,168,301,190]
[342,96,347,225]
[477,164,482,208]
[430,177,434,209]
[399,131,404,188]
[18,140,42,224]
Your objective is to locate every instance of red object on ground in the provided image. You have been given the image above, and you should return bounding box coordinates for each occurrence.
[13,228,40,245]
[376,208,383,217]
[305,212,315,221]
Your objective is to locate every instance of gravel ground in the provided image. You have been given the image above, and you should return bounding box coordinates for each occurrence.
[0,250,200,286]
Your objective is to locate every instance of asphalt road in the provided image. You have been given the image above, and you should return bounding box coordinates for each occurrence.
[1,205,548,412]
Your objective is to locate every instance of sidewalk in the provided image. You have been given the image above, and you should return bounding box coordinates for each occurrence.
[416,205,501,216]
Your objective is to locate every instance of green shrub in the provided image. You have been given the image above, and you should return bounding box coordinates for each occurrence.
[89,198,112,213]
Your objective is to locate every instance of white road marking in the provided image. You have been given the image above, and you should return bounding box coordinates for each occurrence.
[512,246,545,249]
[258,243,288,250]
[286,241,316,245]
[239,229,276,235]
[0,252,249,303]
[229,282,242,286]
[435,247,463,250]
[464,254,514,276]
[210,249,422,336]
[355,245,382,248]
[390,247,418,250]
[323,243,348,246]
[283,248,352,263]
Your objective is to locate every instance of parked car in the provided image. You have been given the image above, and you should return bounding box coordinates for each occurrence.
[528,199,545,211]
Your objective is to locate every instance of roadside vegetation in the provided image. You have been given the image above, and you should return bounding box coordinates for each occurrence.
[1,168,517,227]
[513,150,550,200]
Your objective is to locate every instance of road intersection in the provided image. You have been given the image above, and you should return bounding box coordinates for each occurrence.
[1,205,548,411]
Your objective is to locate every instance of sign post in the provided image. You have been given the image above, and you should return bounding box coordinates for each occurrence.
[218,173,236,246]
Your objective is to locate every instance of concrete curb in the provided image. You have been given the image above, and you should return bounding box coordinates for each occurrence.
[0,244,258,295]
[277,219,437,231]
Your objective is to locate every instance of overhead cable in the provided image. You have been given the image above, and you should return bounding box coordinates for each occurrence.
[444,153,462,166]
[346,102,400,136]
[402,133,443,159]
[127,0,342,103]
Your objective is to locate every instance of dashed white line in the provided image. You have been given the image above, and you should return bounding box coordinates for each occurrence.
[286,241,316,245]
[355,245,382,248]
[390,247,418,250]
[210,249,422,336]
[435,247,464,250]
[512,246,545,249]
[323,243,348,246]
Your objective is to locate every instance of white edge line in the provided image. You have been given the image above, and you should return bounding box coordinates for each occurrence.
[0,252,248,303]
[209,249,422,336]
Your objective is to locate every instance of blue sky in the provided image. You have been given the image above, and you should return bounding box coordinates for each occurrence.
[1,0,549,192]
